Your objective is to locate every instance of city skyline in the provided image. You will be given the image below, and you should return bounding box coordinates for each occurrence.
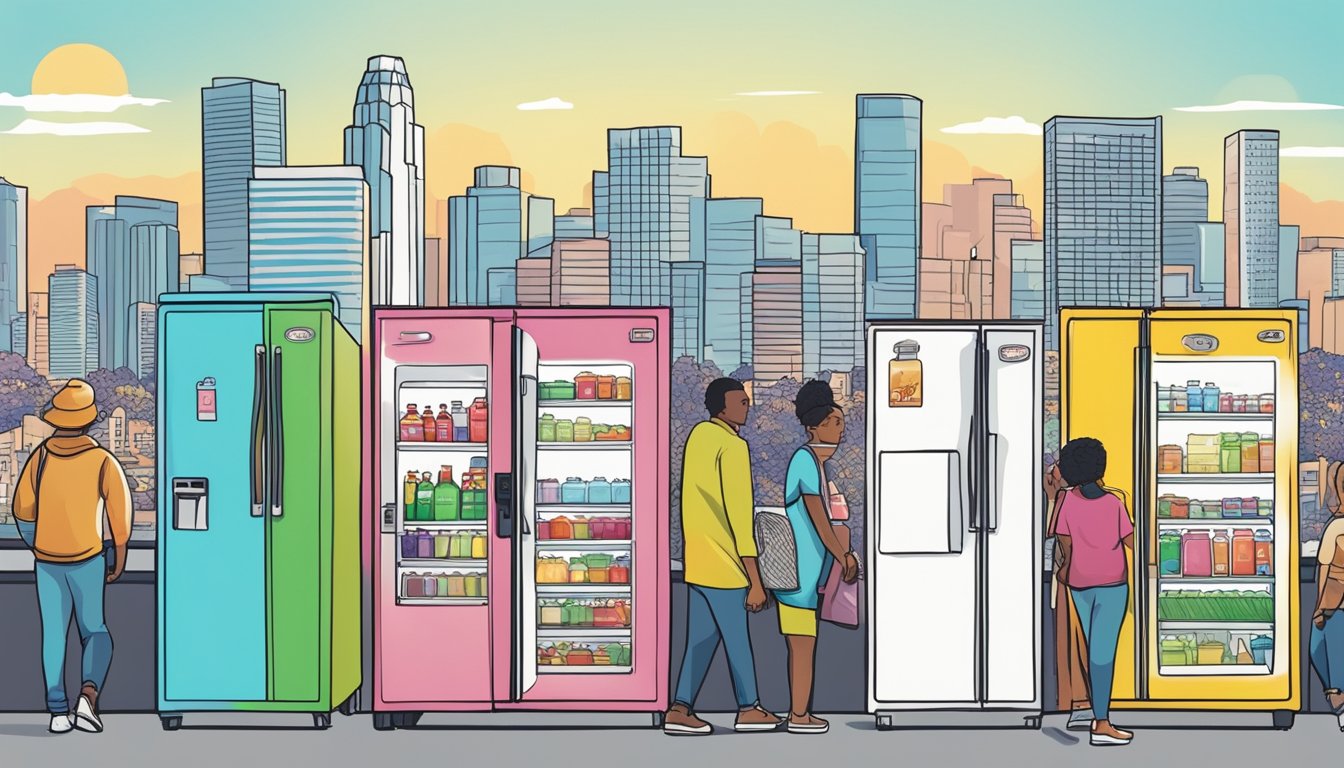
[4,0,1344,290]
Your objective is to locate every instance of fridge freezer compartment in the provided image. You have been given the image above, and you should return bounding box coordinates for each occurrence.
[876,450,965,555]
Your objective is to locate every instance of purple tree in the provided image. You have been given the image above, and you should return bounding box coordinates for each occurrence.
[1300,350,1344,464]
[0,352,55,433]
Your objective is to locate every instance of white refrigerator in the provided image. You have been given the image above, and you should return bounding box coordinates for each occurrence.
[866,322,1043,729]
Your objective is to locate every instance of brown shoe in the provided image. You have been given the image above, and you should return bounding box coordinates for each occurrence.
[1090,720,1132,746]
[734,705,783,732]
[664,704,712,735]
[787,713,829,734]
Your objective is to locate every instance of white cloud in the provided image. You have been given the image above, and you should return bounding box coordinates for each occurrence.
[517,97,573,111]
[941,115,1042,136]
[0,92,169,113]
[1281,146,1344,158]
[1174,99,1343,113]
[734,91,819,97]
[2,118,150,136]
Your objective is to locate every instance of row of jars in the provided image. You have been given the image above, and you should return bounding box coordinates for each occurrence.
[537,477,632,505]
[1157,382,1274,414]
[400,529,488,560]
[539,515,631,541]
[538,414,632,443]
[402,571,487,599]
[537,555,632,584]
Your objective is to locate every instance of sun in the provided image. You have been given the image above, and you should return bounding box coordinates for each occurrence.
[31,43,129,96]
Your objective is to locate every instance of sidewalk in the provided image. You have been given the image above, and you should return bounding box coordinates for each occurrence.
[0,713,1336,767]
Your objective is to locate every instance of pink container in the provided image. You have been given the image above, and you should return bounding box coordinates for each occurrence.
[537,479,561,505]
[537,520,551,540]
[405,573,424,598]
[1182,531,1213,577]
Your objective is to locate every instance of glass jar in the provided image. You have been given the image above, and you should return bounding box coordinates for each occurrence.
[616,376,633,401]
[574,416,593,443]
[538,413,556,442]
[888,340,923,407]
[1219,393,1234,413]
[1186,380,1204,413]
[1259,393,1275,413]
[1243,395,1259,413]
[1232,395,1247,413]
[588,477,612,505]
[561,478,588,505]
[1158,385,1173,413]
[1201,382,1220,413]
[611,479,632,505]
[1172,389,1188,412]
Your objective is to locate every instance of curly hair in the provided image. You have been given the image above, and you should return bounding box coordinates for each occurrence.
[1058,437,1107,487]
[794,379,839,428]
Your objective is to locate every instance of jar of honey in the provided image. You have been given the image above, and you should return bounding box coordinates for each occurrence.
[889,340,923,407]
[615,376,633,400]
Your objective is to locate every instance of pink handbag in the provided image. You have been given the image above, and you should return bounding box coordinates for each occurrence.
[819,522,861,629]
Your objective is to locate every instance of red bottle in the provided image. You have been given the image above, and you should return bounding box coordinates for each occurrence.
[469,397,488,443]
[399,404,423,442]
[435,404,453,442]
[422,406,437,442]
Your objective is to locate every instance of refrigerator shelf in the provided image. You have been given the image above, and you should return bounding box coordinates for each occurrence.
[1158,621,1273,631]
[536,504,632,515]
[1158,576,1275,585]
[538,665,632,675]
[1156,413,1275,422]
[398,559,487,568]
[537,628,632,639]
[1157,473,1275,484]
[537,585,632,595]
[402,521,489,529]
[396,441,488,452]
[538,442,632,450]
[1158,664,1272,677]
[1157,518,1273,526]
[536,540,633,549]
[538,400,633,408]
[400,381,488,390]
[396,598,488,606]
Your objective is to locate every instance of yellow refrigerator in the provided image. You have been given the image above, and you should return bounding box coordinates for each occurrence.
[1060,308,1299,728]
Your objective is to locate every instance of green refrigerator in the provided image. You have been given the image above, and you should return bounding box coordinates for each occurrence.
[156,293,362,729]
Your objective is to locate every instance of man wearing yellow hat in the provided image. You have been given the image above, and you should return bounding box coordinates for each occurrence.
[12,379,132,735]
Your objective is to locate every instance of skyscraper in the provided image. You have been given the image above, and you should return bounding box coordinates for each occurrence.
[516,256,552,307]
[592,172,609,239]
[670,261,705,360]
[605,127,709,311]
[48,266,98,379]
[247,166,370,340]
[130,302,156,380]
[1279,224,1299,308]
[991,191,1033,319]
[449,166,528,306]
[855,94,921,320]
[87,196,179,370]
[1010,240,1045,319]
[344,55,425,307]
[751,216,803,382]
[703,198,763,372]
[423,237,446,307]
[803,233,865,375]
[1162,167,1209,288]
[550,239,610,307]
[527,196,555,257]
[202,77,286,288]
[1043,116,1162,349]
[27,292,47,376]
[1196,222,1226,305]
[0,177,27,353]
[11,315,25,361]
[1224,130,1280,308]
[1295,237,1344,351]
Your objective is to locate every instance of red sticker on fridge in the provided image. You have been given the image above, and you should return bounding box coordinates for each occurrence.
[197,378,217,421]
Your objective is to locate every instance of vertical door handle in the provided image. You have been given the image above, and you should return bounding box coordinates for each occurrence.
[251,345,266,516]
[967,411,979,533]
[495,473,514,538]
[270,346,284,517]
[986,432,1001,533]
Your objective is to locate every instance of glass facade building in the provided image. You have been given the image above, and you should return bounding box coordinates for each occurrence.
[86,196,178,370]
[1162,167,1208,288]
[804,233,865,375]
[448,166,528,306]
[670,261,705,360]
[344,56,425,306]
[202,78,285,288]
[703,198,762,372]
[247,166,370,340]
[855,94,921,320]
[48,266,98,379]
[1043,116,1162,349]
[1224,130,1280,308]
[0,178,26,353]
[1010,239,1045,319]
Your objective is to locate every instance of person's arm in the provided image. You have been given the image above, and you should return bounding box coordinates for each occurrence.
[1055,535,1073,585]
[802,494,857,582]
[1118,496,1136,551]
[101,455,133,583]
[721,441,766,611]
[12,450,39,549]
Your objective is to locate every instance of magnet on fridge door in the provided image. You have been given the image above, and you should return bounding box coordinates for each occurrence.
[196,377,217,421]
[888,340,923,407]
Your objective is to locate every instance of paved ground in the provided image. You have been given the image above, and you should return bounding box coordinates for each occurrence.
[1,712,1339,767]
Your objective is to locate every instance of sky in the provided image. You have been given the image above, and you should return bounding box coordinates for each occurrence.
[3,0,1343,287]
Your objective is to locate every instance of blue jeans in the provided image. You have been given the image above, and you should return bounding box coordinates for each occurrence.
[1070,584,1128,722]
[35,555,113,714]
[1311,611,1344,694]
[673,585,759,710]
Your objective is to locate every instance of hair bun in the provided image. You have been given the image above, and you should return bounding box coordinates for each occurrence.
[794,379,836,420]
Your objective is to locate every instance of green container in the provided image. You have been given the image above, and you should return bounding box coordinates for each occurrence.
[584,553,614,569]
[541,381,577,400]
[1219,433,1242,473]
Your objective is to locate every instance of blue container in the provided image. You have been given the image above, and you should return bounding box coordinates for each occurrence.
[588,477,612,505]
[611,479,632,505]
[470,456,488,470]
[1250,635,1273,665]
[1186,380,1204,413]
[1202,382,1220,413]
[561,477,588,504]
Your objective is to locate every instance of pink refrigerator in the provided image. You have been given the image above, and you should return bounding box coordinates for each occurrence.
[364,308,670,728]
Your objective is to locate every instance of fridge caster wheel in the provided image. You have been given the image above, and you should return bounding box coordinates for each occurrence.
[1024,716,1042,730]
[651,711,664,728]
[876,715,894,731]
[1272,710,1294,730]
[160,716,183,731]
[392,712,422,729]
[313,713,332,730]
[338,690,361,716]
[373,713,396,731]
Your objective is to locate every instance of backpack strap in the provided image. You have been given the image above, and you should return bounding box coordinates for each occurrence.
[32,442,49,523]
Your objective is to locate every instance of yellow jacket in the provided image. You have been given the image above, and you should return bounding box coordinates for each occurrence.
[680,418,756,589]
[13,436,133,563]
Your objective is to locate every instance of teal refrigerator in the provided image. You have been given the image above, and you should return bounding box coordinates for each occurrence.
[156,293,361,729]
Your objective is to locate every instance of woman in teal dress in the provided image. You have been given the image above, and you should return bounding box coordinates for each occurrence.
[773,380,859,734]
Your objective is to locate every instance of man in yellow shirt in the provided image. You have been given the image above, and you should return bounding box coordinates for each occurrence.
[13,380,133,735]
[664,378,782,735]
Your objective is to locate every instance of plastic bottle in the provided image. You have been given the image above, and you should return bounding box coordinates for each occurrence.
[588,477,612,505]
[435,404,453,442]
[404,471,419,520]
[433,466,460,521]
[416,472,435,521]
[539,414,556,442]
[1186,380,1204,413]
[421,406,437,442]
[561,477,588,504]
[416,529,433,559]
[611,479,632,505]
[400,404,424,442]
[451,401,468,442]
[1159,531,1182,575]
[1202,382,1220,413]
[469,397,489,443]
[1212,531,1230,576]
[1254,529,1273,575]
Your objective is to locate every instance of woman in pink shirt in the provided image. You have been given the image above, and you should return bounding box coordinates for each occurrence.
[1051,437,1134,746]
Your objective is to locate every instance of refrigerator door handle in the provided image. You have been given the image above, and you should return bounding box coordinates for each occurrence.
[251,344,266,517]
[967,410,979,533]
[986,432,1001,533]
[494,472,514,538]
[270,346,284,518]
[397,331,433,345]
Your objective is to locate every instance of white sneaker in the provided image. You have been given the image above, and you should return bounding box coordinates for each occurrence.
[1066,710,1095,731]
[49,714,74,734]
[74,695,103,733]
